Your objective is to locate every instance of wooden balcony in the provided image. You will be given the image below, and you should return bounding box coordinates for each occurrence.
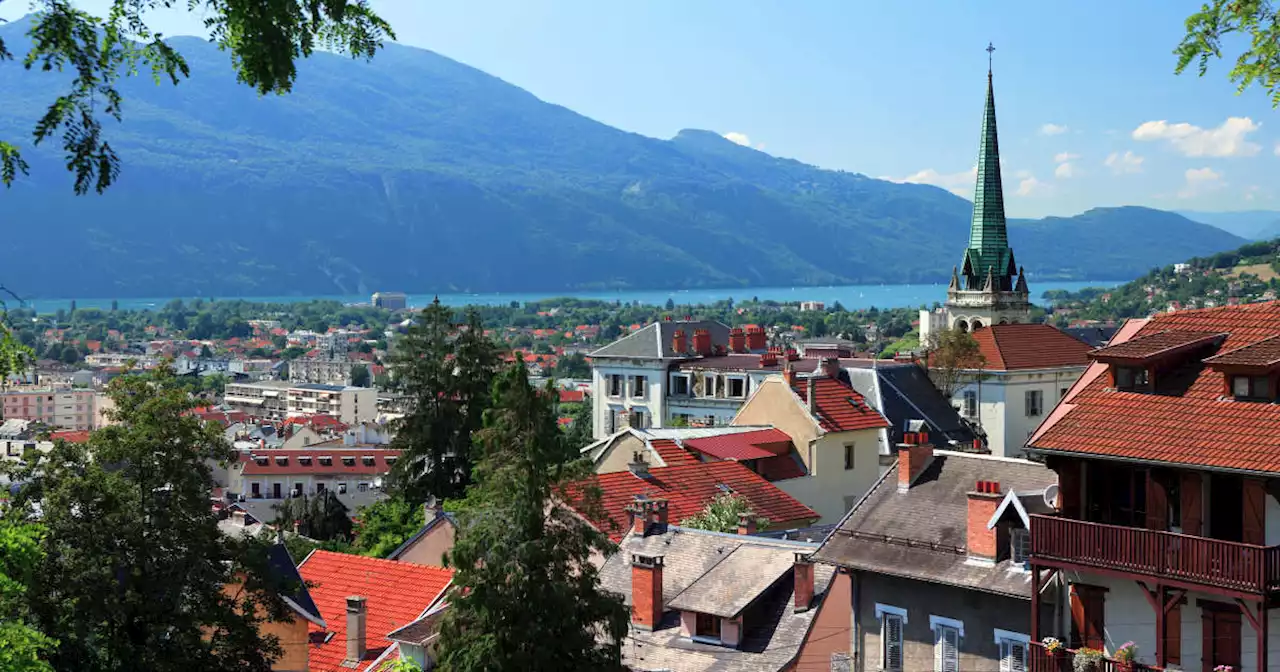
[1030,514,1280,595]
[1029,642,1159,672]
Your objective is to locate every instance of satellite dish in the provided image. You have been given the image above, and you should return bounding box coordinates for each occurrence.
[1043,483,1060,510]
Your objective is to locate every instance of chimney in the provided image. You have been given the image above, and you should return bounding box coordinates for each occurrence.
[630,553,665,630]
[782,359,795,387]
[967,480,1005,563]
[897,433,934,492]
[745,326,767,352]
[345,596,367,663]
[821,357,841,380]
[806,376,817,414]
[628,497,669,537]
[692,329,712,356]
[231,510,247,526]
[672,329,688,355]
[729,328,747,353]
[627,450,650,478]
[737,512,757,535]
[423,496,443,524]
[793,553,815,612]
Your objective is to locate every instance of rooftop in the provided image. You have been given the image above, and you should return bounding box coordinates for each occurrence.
[789,375,891,433]
[967,323,1093,371]
[588,320,731,360]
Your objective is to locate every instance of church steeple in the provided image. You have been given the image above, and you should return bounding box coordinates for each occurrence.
[960,43,1016,292]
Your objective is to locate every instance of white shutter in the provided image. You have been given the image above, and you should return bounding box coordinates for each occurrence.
[936,626,959,672]
[883,614,903,672]
[999,640,1026,672]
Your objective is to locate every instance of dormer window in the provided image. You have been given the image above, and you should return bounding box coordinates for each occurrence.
[694,612,721,641]
[342,456,356,467]
[1231,375,1271,401]
[1115,367,1149,392]
[1010,528,1031,567]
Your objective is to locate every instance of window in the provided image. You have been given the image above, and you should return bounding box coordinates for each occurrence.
[292,482,303,497]
[341,456,356,467]
[316,483,326,493]
[607,409,619,434]
[843,443,855,471]
[694,612,721,640]
[361,456,375,467]
[607,375,623,397]
[702,374,718,398]
[876,605,907,672]
[934,624,960,672]
[357,482,369,493]
[1231,375,1271,400]
[1115,367,1149,392]
[628,410,647,429]
[1025,390,1043,417]
[726,377,747,399]
[250,482,260,497]
[994,630,1029,672]
[319,456,333,467]
[631,376,648,399]
[1010,528,1031,567]
[962,390,977,418]
[1069,585,1106,650]
[1060,387,1069,399]
[670,374,690,396]
[338,482,348,494]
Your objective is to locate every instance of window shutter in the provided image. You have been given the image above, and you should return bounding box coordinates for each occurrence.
[1180,472,1202,536]
[883,615,903,672]
[1242,477,1265,545]
[942,627,959,672]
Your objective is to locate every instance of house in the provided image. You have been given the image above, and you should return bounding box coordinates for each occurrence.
[597,498,840,671]
[227,448,398,500]
[298,550,453,671]
[811,434,1057,672]
[731,366,892,522]
[223,539,326,672]
[844,360,980,450]
[387,501,457,567]
[945,323,1093,458]
[564,459,819,542]
[1026,301,1280,672]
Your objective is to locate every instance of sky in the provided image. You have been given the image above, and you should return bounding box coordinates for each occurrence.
[3,0,1278,218]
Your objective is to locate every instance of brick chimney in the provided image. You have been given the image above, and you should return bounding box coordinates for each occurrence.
[729,327,746,353]
[345,596,367,664]
[692,329,712,356]
[672,329,688,355]
[782,360,795,387]
[897,432,934,493]
[628,497,669,537]
[967,480,1005,563]
[737,512,757,535]
[630,553,664,630]
[745,326,767,352]
[793,553,815,612]
[821,357,841,380]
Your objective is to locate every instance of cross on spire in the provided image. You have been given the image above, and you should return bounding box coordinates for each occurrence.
[986,42,995,73]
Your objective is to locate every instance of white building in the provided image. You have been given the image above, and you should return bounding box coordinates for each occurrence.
[227,447,399,500]
[223,380,377,424]
[948,323,1092,458]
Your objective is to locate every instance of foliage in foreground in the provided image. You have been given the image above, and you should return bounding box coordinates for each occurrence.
[679,492,769,533]
[1177,0,1280,106]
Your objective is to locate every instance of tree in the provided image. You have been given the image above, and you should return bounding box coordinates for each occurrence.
[1177,0,1280,106]
[0,519,54,672]
[4,367,295,671]
[350,495,425,558]
[552,352,591,379]
[437,365,627,671]
[923,327,986,398]
[59,345,79,365]
[559,400,594,452]
[273,490,353,542]
[1,2,393,193]
[679,492,769,533]
[349,363,371,388]
[388,300,497,504]
[200,344,213,359]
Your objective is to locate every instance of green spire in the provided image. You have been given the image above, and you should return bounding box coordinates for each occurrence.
[960,45,1017,292]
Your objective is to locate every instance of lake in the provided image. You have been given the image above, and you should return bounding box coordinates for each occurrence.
[27,280,1118,314]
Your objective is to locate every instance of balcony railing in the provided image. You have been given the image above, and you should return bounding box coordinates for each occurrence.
[1031,514,1280,594]
[1029,642,1159,672]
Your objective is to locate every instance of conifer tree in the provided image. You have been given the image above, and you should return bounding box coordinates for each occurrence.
[437,364,627,671]
[273,490,353,542]
[4,368,295,672]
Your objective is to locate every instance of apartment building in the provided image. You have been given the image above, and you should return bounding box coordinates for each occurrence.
[1,387,95,430]
[227,448,399,500]
[288,357,352,386]
[223,380,376,424]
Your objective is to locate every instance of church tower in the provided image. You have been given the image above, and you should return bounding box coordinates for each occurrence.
[939,44,1030,334]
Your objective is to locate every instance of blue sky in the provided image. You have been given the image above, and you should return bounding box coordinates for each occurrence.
[4,0,1278,218]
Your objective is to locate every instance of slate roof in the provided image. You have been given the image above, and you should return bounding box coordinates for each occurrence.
[1062,326,1119,348]
[847,362,978,450]
[811,450,1055,599]
[298,550,453,672]
[266,542,326,628]
[599,526,835,672]
[790,376,891,433]
[666,544,796,618]
[588,320,731,359]
[1030,302,1280,474]
[967,323,1093,371]
[563,461,819,542]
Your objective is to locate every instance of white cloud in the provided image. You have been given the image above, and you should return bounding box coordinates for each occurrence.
[1274,142,1280,156]
[1245,185,1262,201]
[1104,151,1144,175]
[1177,167,1225,199]
[1053,152,1081,163]
[723,132,751,146]
[1014,169,1033,180]
[1016,175,1051,197]
[884,165,977,197]
[1132,117,1261,157]
[1040,123,1068,136]
[1054,162,1076,179]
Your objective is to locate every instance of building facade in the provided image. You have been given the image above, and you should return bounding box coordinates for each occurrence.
[372,292,408,310]
[1,387,95,430]
[919,62,1030,345]
[224,380,376,424]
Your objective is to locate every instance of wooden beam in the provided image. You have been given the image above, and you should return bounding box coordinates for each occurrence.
[1031,566,1042,641]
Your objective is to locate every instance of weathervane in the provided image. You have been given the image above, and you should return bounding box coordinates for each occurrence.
[986,42,995,72]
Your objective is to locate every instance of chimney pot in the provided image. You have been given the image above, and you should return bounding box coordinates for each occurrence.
[737,512,757,536]
[628,451,650,478]
[630,553,665,630]
[345,595,368,663]
[967,480,1005,562]
[820,357,841,380]
[793,553,815,612]
[897,440,935,492]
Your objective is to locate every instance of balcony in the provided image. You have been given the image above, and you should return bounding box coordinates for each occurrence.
[1031,514,1280,595]
[1029,642,1158,672]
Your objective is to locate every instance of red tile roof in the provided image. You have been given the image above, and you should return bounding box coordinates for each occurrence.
[299,551,453,671]
[969,324,1094,371]
[756,454,808,481]
[1090,329,1226,364]
[51,430,91,444]
[1032,301,1280,474]
[564,461,819,541]
[1202,334,1280,369]
[558,389,585,403]
[682,428,793,461]
[649,439,700,467]
[240,449,400,475]
[790,377,891,433]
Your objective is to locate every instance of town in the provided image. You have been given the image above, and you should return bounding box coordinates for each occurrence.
[4,3,1280,672]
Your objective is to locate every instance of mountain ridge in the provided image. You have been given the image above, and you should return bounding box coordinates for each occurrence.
[0,15,1247,297]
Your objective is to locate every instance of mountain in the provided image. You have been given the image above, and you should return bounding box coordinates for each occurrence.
[1176,210,1280,240]
[0,16,1247,298]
